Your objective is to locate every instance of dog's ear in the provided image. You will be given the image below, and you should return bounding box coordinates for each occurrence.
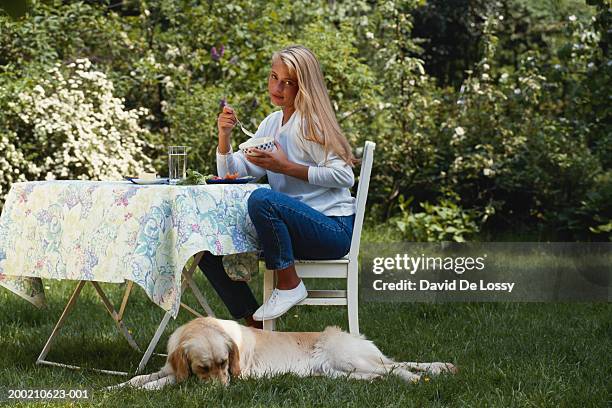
[228,340,241,377]
[169,345,190,382]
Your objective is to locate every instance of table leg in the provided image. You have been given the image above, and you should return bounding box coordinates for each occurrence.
[180,302,204,317]
[182,252,215,316]
[36,254,215,376]
[91,281,141,353]
[118,280,134,321]
[37,360,129,376]
[37,281,86,365]
[135,252,213,374]
[184,275,215,317]
[37,280,135,376]
[135,273,193,374]
[136,311,172,374]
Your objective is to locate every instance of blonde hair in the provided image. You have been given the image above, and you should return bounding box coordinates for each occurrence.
[272,45,356,166]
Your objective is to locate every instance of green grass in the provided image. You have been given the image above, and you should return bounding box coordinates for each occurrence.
[0,229,610,407]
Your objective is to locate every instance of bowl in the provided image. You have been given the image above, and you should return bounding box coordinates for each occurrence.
[238,136,275,156]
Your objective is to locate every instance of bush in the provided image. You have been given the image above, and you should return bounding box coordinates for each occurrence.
[392,195,483,242]
[437,13,609,237]
[0,58,154,202]
[0,0,609,239]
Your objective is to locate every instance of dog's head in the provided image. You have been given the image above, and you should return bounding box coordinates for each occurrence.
[168,319,241,386]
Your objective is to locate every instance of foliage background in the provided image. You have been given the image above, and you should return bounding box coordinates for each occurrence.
[0,0,610,241]
[0,3,609,405]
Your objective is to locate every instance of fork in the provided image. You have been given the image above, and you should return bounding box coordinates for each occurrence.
[234,115,256,138]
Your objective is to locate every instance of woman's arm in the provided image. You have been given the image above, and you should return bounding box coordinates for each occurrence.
[302,138,355,188]
[246,141,354,188]
[307,157,354,188]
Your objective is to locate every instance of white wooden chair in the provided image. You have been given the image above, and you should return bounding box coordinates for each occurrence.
[262,141,375,334]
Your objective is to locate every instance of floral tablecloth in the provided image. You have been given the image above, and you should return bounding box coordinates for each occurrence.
[0,180,266,317]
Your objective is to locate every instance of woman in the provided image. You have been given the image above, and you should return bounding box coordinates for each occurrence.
[199,45,356,328]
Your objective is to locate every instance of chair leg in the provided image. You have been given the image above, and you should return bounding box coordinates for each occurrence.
[262,268,276,331]
[347,263,359,335]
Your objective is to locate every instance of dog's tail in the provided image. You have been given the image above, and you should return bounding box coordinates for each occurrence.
[315,327,394,373]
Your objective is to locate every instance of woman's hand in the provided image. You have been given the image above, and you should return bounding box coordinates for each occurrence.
[246,141,289,172]
[217,106,236,154]
[246,141,309,181]
[218,105,236,137]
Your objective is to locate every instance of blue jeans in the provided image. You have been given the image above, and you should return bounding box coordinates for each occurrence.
[198,188,355,319]
[248,188,355,270]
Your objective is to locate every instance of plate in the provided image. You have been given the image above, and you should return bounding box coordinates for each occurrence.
[205,176,256,184]
[124,176,169,185]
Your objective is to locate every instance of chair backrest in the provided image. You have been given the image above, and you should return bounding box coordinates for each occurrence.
[348,141,375,261]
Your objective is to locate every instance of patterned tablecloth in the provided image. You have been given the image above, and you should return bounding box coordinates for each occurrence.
[0,181,266,317]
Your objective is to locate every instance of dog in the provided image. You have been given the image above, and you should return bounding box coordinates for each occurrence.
[108,317,457,390]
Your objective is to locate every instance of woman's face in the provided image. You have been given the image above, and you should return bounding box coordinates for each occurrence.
[268,60,299,109]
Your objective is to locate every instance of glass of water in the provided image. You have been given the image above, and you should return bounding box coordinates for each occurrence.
[168,146,187,184]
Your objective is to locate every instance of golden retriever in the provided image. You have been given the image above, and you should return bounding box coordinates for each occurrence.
[108,317,456,390]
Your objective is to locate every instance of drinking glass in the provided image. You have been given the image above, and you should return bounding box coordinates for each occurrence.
[168,146,187,184]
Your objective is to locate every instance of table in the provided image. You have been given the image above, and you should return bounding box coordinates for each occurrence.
[0,180,266,374]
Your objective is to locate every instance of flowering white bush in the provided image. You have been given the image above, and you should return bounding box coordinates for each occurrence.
[0,130,37,189]
[2,58,153,203]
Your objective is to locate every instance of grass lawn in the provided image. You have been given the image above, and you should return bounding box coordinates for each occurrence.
[0,229,610,407]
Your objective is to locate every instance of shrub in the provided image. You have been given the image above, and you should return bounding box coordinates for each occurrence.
[393,195,483,242]
[0,58,153,203]
[0,0,608,240]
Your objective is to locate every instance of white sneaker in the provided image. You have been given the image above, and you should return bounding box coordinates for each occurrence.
[253,281,308,321]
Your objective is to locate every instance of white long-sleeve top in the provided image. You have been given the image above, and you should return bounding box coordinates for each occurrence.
[216,110,356,216]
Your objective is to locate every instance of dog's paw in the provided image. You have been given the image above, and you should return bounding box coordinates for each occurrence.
[426,362,458,375]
